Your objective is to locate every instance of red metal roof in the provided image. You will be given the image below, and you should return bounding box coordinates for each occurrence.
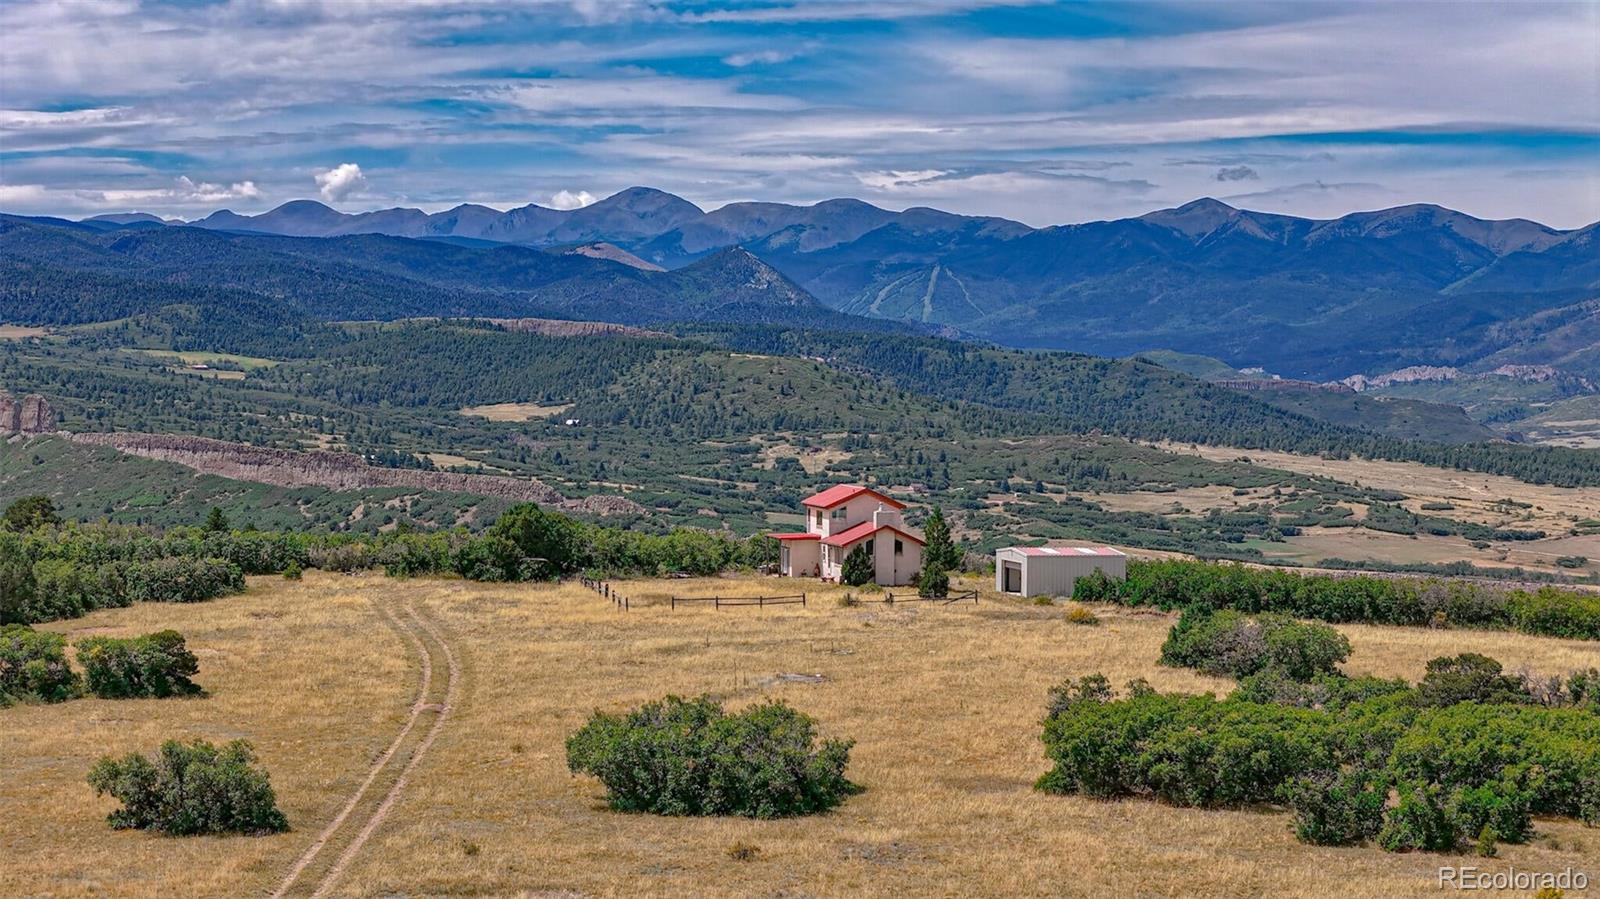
[820,520,925,548]
[1008,546,1125,557]
[800,484,906,510]
[768,532,819,541]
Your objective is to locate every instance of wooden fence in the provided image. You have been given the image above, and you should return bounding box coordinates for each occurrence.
[579,576,629,611]
[670,593,807,610]
[874,589,979,605]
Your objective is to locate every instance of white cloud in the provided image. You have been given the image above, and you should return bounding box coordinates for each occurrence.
[723,49,797,67]
[855,169,950,190]
[548,189,595,210]
[314,163,366,202]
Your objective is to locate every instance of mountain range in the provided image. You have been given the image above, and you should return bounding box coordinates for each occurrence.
[11,187,1599,381]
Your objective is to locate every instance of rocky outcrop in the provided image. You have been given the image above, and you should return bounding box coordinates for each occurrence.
[19,395,55,432]
[0,391,56,435]
[66,432,646,517]
[1340,366,1462,392]
[1216,378,1354,395]
[487,318,672,339]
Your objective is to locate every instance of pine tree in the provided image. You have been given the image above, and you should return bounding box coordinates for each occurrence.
[204,507,229,533]
[921,506,960,572]
[841,544,874,587]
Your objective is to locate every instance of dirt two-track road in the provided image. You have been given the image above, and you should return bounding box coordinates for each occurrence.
[270,599,461,899]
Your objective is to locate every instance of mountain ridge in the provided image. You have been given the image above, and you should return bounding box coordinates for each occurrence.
[6,189,1597,381]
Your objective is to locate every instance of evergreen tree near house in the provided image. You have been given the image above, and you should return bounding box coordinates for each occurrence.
[921,506,960,571]
[917,506,959,598]
[841,544,874,587]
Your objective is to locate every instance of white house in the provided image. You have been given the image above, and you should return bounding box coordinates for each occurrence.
[995,546,1126,598]
[771,484,925,586]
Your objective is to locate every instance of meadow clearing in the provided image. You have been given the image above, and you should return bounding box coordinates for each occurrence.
[4,571,1598,898]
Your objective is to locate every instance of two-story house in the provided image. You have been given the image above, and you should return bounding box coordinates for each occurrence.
[770,484,925,586]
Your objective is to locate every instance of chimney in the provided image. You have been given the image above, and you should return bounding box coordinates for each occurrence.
[873,503,902,529]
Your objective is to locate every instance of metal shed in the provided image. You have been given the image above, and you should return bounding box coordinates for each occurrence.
[994,546,1127,598]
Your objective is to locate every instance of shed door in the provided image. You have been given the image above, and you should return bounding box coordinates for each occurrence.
[1003,561,1021,593]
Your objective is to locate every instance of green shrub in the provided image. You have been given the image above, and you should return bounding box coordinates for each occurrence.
[1417,653,1529,707]
[916,565,949,597]
[450,535,526,581]
[306,541,376,573]
[29,558,105,621]
[87,739,288,835]
[118,557,244,604]
[0,533,37,625]
[1081,559,1600,641]
[77,631,201,699]
[566,695,856,818]
[841,544,874,587]
[0,624,79,704]
[1451,781,1534,845]
[1234,669,1409,710]
[1507,587,1600,640]
[1284,767,1387,846]
[489,503,588,578]
[1379,781,1461,852]
[3,495,60,531]
[1039,672,1600,853]
[1160,607,1349,681]
[1037,685,1332,806]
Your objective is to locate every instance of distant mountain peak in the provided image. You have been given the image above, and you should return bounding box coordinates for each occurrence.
[1140,197,1242,239]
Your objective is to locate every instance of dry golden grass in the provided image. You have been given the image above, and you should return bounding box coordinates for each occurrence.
[1162,442,1600,530]
[0,324,50,339]
[4,571,1597,898]
[459,402,574,422]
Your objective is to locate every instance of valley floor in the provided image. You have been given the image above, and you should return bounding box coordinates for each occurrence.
[4,572,1597,898]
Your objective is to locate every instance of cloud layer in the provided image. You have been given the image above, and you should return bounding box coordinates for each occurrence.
[0,0,1595,226]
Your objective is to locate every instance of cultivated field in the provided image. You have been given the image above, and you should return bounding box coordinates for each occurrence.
[4,572,1597,898]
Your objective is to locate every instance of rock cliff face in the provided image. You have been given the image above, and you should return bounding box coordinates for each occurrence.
[67,432,645,517]
[0,391,57,434]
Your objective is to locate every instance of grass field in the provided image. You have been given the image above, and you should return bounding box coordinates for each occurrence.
[127,349,282,370]
[458,402,574,422]
[0,324,51,339]
[4,572,1597,898]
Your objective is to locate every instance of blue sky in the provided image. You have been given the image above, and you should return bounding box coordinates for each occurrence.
[1,0,1596,227]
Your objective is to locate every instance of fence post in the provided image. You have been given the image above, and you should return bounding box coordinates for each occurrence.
[671,595,676,610]
[802,592,807,607]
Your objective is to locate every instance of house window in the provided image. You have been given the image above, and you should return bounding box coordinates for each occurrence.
[864,539,874,556]
[814,510,823,527]
[894,539,904,555]
[831,507,847,520]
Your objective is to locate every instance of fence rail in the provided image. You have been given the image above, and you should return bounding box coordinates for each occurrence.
[876,589,979,605]
[671,593,807,610]
[579,576,629,611]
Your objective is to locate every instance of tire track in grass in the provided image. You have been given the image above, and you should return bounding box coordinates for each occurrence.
[270,599,458,899]
[307,601,461,899]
